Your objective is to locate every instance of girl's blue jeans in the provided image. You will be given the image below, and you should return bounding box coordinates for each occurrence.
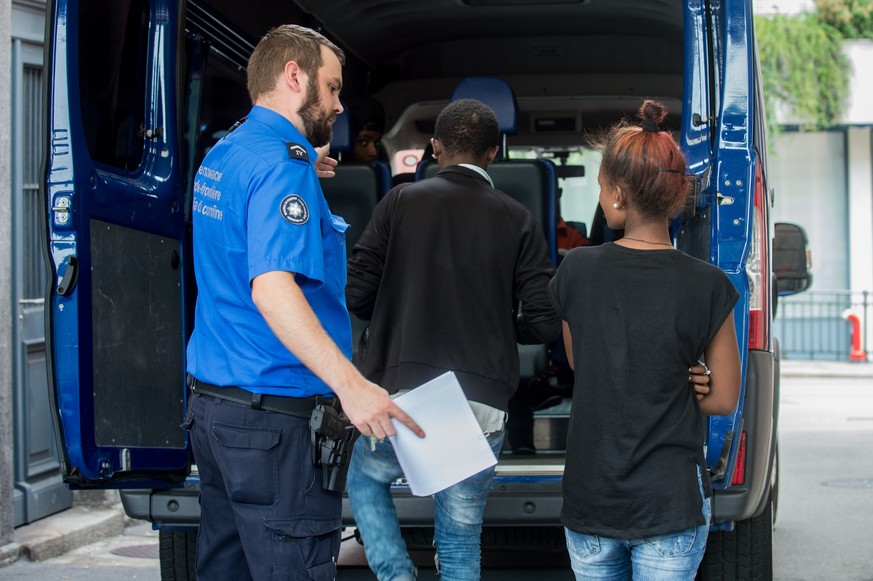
[564,467,711,581]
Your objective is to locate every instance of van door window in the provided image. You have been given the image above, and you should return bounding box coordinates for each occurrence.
[78,0,149,171]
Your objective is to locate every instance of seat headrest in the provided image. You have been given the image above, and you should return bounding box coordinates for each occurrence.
[329,101,353,153]
[451,77,518,136]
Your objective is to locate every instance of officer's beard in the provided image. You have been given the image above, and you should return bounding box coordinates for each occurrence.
[299,77,335,148]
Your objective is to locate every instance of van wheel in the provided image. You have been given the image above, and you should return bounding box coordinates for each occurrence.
[697,489,774,581]
[158,529,197,580]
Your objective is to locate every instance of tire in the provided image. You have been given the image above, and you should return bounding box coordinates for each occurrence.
[697,489,774,581]
[159,529,198,580]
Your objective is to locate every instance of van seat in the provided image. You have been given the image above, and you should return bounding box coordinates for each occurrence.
[321,103,390,362]
[450,76,518,136]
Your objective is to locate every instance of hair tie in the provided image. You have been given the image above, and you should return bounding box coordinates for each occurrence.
[640,118,660,133]
[658,168,683,174]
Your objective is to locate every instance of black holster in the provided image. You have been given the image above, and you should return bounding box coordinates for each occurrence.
[309,404,360,492]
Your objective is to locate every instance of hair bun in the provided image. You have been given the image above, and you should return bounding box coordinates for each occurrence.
[639,100,668,132]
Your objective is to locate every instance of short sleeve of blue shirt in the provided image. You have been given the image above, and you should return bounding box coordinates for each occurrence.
[247,161,326,285]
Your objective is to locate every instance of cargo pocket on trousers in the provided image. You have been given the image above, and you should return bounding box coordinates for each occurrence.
[212,422,281,506]
[265,517,341,581]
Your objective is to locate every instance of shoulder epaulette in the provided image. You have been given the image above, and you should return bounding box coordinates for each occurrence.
[286,143,310,163]
[226,117,247,134]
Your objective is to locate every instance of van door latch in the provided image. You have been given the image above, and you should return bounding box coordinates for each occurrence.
[139,123,164,139]
[52,195,72,226]
[57,255,79,296]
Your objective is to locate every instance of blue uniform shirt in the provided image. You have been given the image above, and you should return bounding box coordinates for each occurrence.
[187,106,351,396]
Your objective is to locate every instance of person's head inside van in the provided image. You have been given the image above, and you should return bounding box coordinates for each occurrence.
[430,98,500,170]
[348,96,386,161]
[596,99,690,235]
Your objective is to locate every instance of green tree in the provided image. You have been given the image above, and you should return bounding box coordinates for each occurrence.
[815,0,873,39]
[755,12,850,138]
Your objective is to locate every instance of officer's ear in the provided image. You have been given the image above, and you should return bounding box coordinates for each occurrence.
[283,60,305,94]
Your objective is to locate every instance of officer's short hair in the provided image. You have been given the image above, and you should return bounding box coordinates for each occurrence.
[247,25,345,104]
[434,99,500,158]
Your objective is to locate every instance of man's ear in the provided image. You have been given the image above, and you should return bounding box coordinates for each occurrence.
[485,145,500,164]
[283,60,304,93]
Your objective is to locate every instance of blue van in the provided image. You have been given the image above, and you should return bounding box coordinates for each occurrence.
[42,0,810,578]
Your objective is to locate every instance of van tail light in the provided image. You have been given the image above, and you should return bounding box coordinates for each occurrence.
[746,161,770,350]
[731,431,748,485]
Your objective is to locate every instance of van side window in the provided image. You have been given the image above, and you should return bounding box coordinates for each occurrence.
[78,0,149,171]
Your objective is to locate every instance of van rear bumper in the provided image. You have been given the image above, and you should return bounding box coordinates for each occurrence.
[121,485,200,529]
[342,473,565,527]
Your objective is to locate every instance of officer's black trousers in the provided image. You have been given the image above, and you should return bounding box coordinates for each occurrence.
[186,392,341,580]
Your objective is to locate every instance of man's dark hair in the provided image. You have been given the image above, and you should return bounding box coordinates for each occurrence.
[433,99,500,157]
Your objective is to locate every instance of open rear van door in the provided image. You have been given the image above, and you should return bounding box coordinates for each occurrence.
[42,0,191,487]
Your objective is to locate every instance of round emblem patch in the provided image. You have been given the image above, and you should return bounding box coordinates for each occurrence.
[280,194,309,224]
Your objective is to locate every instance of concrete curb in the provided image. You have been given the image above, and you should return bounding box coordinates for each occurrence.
[0,503,126,567]
[780,360,873,379]
[0,541,23,567]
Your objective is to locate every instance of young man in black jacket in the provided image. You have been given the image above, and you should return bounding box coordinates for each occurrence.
[344,98,560,581]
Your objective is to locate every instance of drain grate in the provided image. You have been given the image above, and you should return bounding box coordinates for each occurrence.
[110,544,160,559]
[822,479,873,489]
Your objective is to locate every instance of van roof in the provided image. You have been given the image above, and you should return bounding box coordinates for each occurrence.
[293,0,684,67]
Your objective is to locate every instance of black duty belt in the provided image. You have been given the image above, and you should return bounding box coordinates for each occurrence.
[187,375,337,419]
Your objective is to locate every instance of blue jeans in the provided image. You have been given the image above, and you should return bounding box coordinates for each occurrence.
[564,467,711,581]
[347,429,506,581]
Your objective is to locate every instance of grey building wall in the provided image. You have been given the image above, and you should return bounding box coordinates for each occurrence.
[1,0,15,546]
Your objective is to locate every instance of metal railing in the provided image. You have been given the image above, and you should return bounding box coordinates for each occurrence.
[775,290,871,361]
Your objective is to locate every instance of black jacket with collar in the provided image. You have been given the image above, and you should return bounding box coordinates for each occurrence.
[346,164,560,411]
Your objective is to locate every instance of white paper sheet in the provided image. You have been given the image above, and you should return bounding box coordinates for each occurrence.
[389,371,498,497]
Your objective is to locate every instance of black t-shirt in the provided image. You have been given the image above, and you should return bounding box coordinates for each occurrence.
[548,243,740,539]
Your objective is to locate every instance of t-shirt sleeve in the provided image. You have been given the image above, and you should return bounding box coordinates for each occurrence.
[246,160,326,284]
[548,249,581,320]
[703,270,741,348]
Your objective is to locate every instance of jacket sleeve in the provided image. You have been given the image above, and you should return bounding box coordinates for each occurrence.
[345,187,399,320]
[514,213,562,344]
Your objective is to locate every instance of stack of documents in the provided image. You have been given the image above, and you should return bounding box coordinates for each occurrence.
[390,372,498,496]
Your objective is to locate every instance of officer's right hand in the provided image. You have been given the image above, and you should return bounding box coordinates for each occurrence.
[341,380,424,440]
